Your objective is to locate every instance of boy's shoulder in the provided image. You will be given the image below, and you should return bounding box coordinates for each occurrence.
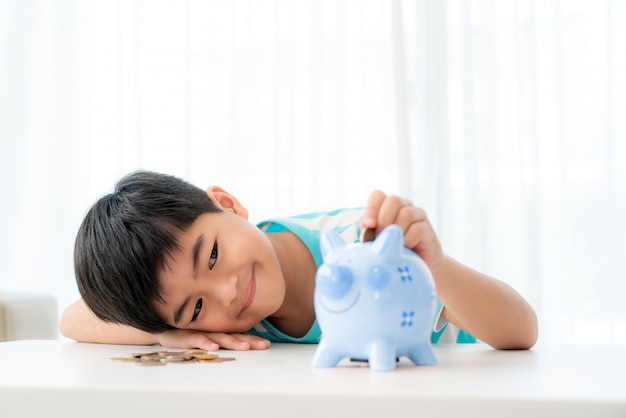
[257,207,364,237]
[257,207,365,267]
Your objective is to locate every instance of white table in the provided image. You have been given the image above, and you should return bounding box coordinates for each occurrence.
[0,340,624,418]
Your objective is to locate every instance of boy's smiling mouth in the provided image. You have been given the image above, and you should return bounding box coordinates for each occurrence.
[241,270,256,313]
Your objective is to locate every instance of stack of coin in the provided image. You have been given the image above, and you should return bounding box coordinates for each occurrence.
[109,349,235,366]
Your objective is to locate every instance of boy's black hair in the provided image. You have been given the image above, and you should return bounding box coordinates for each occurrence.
[74,170,221,333]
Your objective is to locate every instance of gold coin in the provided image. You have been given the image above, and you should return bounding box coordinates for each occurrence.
[198,357,235,363]
[169,358,197,364]
[167,355,193,361]
[360,227,375,243]
[192,353,218,360]
[136,359,166,366]
[165,352,192,359]
[167,354,194,361]
[109,357,139,363]
[185,349,208,355]
[131,351,163,358]
[140,355,164,361]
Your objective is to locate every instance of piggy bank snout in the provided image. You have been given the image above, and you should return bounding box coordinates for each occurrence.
[316,264,354,300]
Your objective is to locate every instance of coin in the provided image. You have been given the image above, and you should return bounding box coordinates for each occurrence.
[198,357,236,363]
[360,227,375,243]
[166,357,195,363]
[185,349,208,355]
[135,359,166,366]
[131,350,164,358]
[140,354,164,361]
[191,353,218,360]
[109,357,139,363]
[165,354,194,361]
[110,349,233,365]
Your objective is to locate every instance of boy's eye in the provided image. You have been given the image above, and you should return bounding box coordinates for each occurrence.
[209,242,218,270]
[191,298,203,322]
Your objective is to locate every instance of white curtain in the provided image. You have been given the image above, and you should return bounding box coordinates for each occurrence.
[400,0,626,344]
[1,0,624,344]
[1,0,402,321]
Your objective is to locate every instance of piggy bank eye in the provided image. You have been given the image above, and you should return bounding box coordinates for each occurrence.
[366,265,390,290]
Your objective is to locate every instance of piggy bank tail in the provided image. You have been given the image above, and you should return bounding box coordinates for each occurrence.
[408,343,437,366]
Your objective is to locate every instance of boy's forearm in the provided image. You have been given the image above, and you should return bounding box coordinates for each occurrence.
[60,299,159,346]
[433,256,538,350]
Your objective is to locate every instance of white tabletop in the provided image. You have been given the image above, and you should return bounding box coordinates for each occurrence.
[0,340,624,418]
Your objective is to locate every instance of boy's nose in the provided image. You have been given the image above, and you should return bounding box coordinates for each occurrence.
[211,273,238,307]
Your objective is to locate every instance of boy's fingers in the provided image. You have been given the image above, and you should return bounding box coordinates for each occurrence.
[225,333,271,350]
[404,221,442,267]
[403,221,428,251]
[196,338,219,351]
[237,334,271,350]
[161,329,270,351]
[205,333,250,350]
[202,333,271,351]
[394,205,427,233]
[362,190,386,228]
[377,195,414,232]
[158,329,216,351]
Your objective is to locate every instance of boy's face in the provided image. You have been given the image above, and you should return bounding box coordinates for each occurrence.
[154,189,286,333]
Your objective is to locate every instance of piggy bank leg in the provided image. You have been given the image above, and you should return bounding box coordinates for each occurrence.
[368,340,396,371]
[407,343,437,366]
[312,339,344,368]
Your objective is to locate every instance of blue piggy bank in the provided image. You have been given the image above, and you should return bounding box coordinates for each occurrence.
[312,225,437,371]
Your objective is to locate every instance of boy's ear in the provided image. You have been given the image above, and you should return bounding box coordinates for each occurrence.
[206,186,249,219]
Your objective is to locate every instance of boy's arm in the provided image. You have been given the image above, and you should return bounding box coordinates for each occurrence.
[60,298,159,345]
[433,256,538,350]
[362,190,538,350]
[60,299,270,350]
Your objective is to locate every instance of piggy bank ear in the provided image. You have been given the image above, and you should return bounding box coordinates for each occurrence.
[371,225,404,257]
[319,229,346,260]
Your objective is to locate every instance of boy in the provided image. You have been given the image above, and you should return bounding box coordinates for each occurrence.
[61,170,538,351]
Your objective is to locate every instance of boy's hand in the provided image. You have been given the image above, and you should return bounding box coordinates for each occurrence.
[158,329,271,351]
[361,190,445,274]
